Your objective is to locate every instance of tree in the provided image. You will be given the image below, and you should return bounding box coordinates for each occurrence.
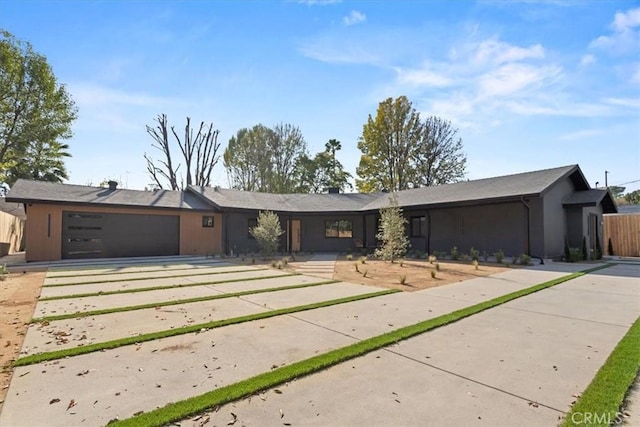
[249,210,283,257]
[296,140,353,193]
[223,125,273,191]
[375,196,410,263]
[223,123,307,193]
[413,116,466,186]
[356,96,466,192]
[0,30,77,182]
[144,114,221,190]
[5,140,70,184]
[625,189,640,205]
[608,186,625,199]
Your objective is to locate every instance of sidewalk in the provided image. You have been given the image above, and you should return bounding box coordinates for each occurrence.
[293,252,338,278]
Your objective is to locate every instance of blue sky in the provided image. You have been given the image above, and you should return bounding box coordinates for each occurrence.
[1,0,639,192]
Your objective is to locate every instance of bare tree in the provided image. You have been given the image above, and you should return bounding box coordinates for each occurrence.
[144,114,221,190]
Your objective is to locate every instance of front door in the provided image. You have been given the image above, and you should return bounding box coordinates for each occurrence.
[291,220,301,252]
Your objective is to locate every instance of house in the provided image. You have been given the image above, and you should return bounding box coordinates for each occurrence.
[6,165,617,262]
[0,198,26,256]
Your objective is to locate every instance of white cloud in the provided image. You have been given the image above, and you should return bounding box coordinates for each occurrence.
[473,38,545,65]
[589,7,640,54]
[478,63,562,97]
[69,83,176,108]
[604,97,640,109]
[394,64,453,87]
[580,54,595,66]
[558,128,605,141]
[297,0,342,5]
[631,63,640,84]
[343,10,366,26]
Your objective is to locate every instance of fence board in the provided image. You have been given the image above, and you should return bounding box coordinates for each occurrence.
[603,214,640,257]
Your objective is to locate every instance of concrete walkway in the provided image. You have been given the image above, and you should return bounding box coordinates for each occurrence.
[1,261,638,426]
[293,253,338,278]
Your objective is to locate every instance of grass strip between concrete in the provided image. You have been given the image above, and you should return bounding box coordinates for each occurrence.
[38,273,297,301]
[109,264,612,427]
[32,280,339,322]
[15,289,399,367]
[46,262,225,278]
[43,267,267,287]
[561,315,640,427]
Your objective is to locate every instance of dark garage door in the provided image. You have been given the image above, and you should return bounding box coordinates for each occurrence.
[62,211,180,259]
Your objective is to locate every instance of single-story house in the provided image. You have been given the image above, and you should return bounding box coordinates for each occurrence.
[0,198,26,256]
[6,164,617,262]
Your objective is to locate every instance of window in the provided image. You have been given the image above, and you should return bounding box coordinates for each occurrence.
[411,216,426,237]
[248,218,257,238]
[325,220,353,238]
[202,216,214,228]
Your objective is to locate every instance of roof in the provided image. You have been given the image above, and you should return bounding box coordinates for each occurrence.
[362,164,581,211]
[616,205,640,215]
[0,198,26,220]
[563,189,617,214]
[188,186,379,213]
[5,180,214,211]
[191,164,587,213]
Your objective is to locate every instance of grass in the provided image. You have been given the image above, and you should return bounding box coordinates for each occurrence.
[43,267,267,287]
[15,289,398,367]
[110,264,613,426]
[561,315,640,427]
[32,280,339,323]
[46,262,224,279]
[38,273,296,301]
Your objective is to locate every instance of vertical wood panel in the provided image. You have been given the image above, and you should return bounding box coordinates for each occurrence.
[179,212,222,255]
[0,211,24,254]
[603,214,640,257]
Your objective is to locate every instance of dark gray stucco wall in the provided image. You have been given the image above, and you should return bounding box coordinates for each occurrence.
[528,197,545,257]
[225,212,262,254]
[542,178,574,258]
[298,214,364,252]
[429,202,527,256]
[566,206,583,248]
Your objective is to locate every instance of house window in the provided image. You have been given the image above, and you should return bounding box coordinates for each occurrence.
[248,218,257,238]
[325,220,353,238]
[411,216,426,237]
[202,216,214,228]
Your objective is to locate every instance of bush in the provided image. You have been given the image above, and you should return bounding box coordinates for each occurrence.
[346,254,353,261]
[430,270,436,279]
[399,274,407,285]
[518,253,531,266]
[470,247,479,261]
[281,257,289,266]
[591,249,601,261]
[250,211,284,257]
[568,248,583,262]
[375,196,410,262]
[472,260,479,270]
[460,252,469,261]
[494,250,505,264]
[359,256,367,264]
[482,251,489,262]
[355,263,359,273]
[435,262,440,271]
[0,264,7,281]
[450,246,459,261]
[428,255,437,264]
[608,237,614,256]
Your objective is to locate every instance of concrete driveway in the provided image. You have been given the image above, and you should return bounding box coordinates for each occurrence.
[0,256,637,426]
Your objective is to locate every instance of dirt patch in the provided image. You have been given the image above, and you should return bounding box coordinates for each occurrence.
[334,257,509,291]
[0,271,45,409]
[224,253,313,271]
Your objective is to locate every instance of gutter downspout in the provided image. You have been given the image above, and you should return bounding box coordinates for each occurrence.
[427,211,431,255]
[520,197,544,265]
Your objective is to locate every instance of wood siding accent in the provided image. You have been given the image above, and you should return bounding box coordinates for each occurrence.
[179,211,221,256]
[604,214,640,257]
[0,211,25,255]
[24,203,222,262]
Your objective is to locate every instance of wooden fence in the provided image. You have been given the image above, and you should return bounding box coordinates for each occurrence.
[603,214,640,257]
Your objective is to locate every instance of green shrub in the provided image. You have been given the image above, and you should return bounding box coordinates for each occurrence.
[430,270,436,279]
[435,262,440,271]
[270,260,277,268]
[494,250,505,264]
[375,196,410,262]
[518,253,531,266]
[428,255,437,264]
[460,252,469,261]
[482,251,489,262]
[470,247,479,261]
[359,256,367,264]
[568,248,583,262]
[472,260,479,270]
[450,246,459,261]
[281,257,289,266]
[250,211,284,257]
[0,264,7,281]
[346,254,353,261]
[399,275,407,285]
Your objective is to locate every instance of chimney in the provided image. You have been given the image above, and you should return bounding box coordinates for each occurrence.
[108,180,118,191]
[327,187,339,194]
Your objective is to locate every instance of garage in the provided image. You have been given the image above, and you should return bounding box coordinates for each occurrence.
[62,211,180,259]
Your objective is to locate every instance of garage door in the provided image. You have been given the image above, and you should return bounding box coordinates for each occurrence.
[62,211,180,259]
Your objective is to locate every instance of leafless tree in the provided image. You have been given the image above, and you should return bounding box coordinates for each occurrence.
[144,114,221,190]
